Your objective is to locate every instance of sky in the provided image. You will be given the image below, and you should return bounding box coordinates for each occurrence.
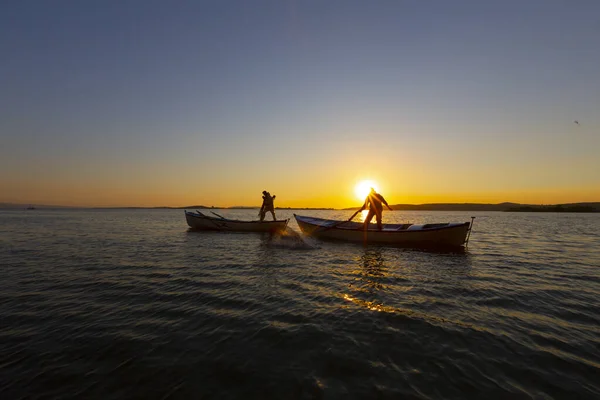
[1,0,599,208]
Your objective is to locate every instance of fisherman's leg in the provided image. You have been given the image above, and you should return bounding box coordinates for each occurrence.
[270,210,276,221]
[364,210,375,230]
[375,210,383,231]
[260,211,265,221]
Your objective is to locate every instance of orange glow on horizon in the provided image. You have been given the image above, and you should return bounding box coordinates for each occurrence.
[2,175,600,208]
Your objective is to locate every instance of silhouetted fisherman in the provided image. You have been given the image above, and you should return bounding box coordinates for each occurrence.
[259,190,277,221]
[360,188,393,231]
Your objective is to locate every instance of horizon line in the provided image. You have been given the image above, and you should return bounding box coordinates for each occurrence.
[3,201,600,210]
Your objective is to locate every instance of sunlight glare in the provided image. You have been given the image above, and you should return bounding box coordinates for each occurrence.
[354,180,379,201]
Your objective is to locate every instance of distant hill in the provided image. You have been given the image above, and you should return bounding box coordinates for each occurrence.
[505,203,600,213]
[0,203,74,209]
[343,202,600,212]
[0,203,335,211]
[3,202,599,212]
[343,202,516,211]
[394,203,518,211]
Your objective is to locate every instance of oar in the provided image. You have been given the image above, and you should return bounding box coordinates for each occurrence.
[210,211,226,220]
[318,209,362,232]
[346,209,361,223]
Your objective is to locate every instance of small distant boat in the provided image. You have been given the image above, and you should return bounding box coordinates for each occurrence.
[185,210,289,232]
[26,206,36,210]
[294,214,474,248]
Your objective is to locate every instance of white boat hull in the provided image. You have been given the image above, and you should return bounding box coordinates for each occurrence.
[185,211,288,232]
[294,214,471,247]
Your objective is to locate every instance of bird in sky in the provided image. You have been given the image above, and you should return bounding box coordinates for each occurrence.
[574,120,580,126]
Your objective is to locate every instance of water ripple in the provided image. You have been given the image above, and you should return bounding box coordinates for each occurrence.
[1,209,599,399]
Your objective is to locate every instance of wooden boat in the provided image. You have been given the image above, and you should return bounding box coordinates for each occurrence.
[185,210,289,232]
[294,214,474,248]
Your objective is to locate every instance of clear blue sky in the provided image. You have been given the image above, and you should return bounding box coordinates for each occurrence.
[1,0,599,207]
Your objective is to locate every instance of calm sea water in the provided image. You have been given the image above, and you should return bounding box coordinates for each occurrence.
[1,209,599,399]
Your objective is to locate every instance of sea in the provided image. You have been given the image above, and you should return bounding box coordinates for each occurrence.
[1,209,599,400]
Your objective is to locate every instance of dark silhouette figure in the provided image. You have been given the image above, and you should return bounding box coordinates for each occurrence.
[361,188,392,231]
[259,190,277,221]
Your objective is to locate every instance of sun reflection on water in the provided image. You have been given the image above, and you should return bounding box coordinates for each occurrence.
[353,209,369,223]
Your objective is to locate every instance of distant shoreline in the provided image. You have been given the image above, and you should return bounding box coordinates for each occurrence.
[2,202,599,212]
[504,206,599,213]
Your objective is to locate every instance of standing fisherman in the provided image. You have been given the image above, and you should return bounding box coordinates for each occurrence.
[361,188,393,231]
[259,190,277,221]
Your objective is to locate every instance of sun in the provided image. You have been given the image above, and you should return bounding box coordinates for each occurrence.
[354,180,379,201]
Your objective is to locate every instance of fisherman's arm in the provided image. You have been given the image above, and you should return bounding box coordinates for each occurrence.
[360,199,368,211]
[382,197,393,211]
